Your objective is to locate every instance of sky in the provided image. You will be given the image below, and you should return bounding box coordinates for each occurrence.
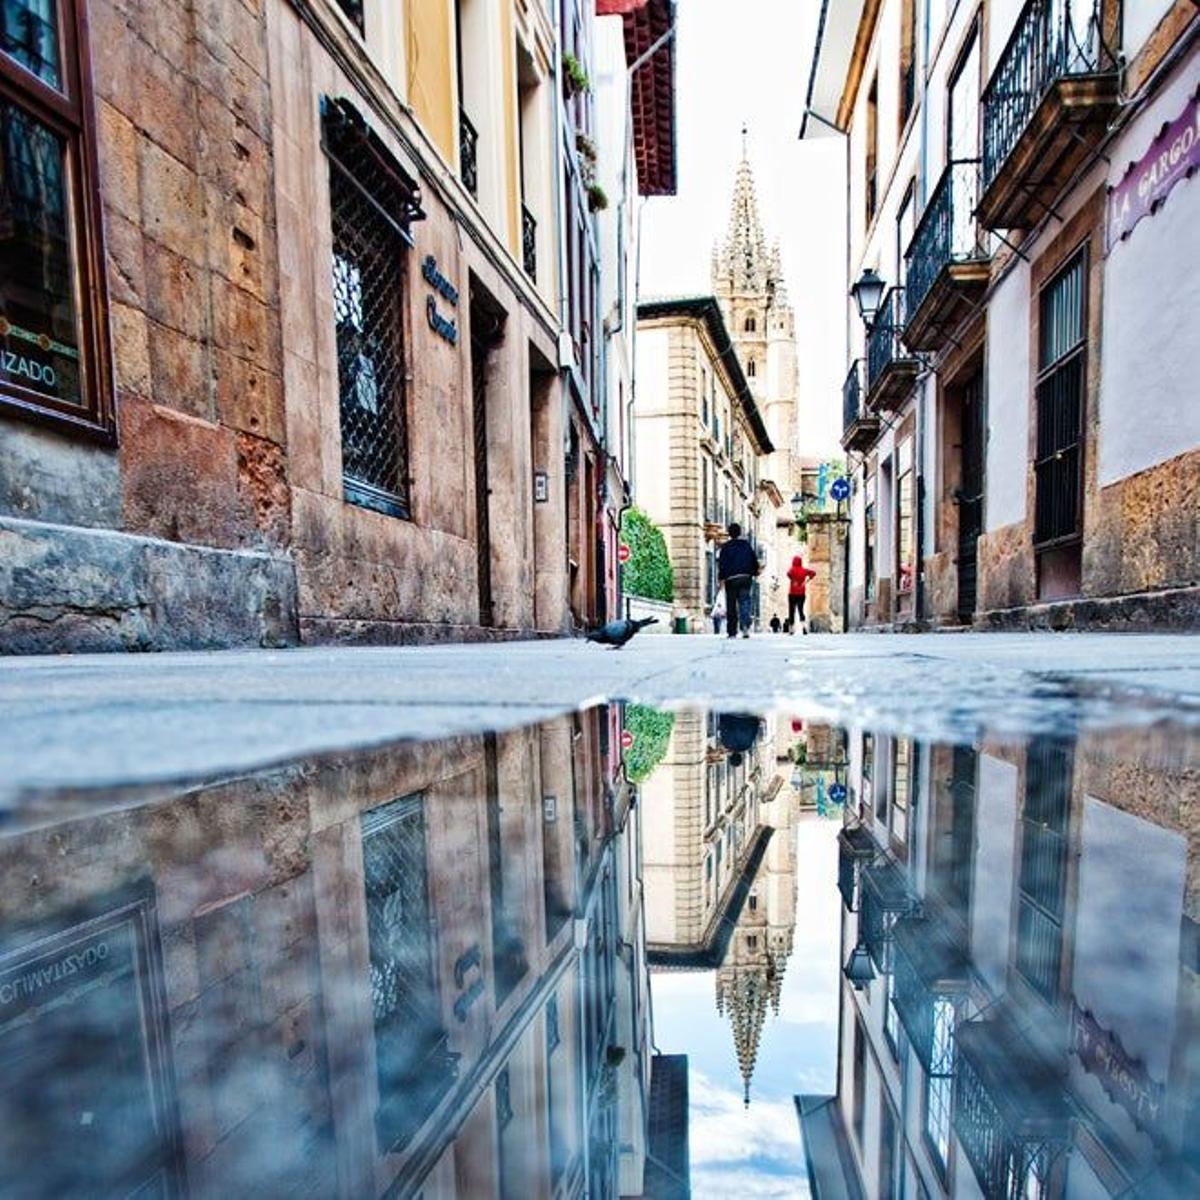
[651,815,843,1198]
[638,0,847,455]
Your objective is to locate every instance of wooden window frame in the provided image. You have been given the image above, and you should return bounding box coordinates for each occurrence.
[0,0,113,441]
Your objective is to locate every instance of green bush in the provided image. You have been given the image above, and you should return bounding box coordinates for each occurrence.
[621,508,673,602]
[624,705,675,783]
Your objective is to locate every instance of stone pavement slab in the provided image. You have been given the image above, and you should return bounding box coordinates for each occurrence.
[2,632,1199,805]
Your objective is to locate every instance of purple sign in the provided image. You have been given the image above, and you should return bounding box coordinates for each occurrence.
[1107,87,1200,252]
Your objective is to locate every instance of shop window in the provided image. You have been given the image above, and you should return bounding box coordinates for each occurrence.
[323,97,423,520]
[0,0,112,438]
[864,472,877,602]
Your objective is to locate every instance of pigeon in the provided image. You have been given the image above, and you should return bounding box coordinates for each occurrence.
[585,616,658,649]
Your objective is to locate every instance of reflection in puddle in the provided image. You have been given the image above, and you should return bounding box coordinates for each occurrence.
[0,710,1196,1198]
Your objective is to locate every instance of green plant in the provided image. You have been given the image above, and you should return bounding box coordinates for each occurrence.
[575,131,597,162]
[587,182,608,212]
[562,51,590,94]
[620,508,673,602]
[623,705,675,783]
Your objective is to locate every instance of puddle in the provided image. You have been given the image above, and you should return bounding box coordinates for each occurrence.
[0,706,1196,1198]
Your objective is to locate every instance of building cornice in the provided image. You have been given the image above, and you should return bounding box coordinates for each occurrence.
[637,296,775,454]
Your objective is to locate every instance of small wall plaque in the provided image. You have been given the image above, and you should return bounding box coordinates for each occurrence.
[534,471,550,503]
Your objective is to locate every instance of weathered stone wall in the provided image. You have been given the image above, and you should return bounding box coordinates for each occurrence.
[0,0,296,651]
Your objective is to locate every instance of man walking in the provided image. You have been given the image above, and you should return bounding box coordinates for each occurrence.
[717,523,759,639]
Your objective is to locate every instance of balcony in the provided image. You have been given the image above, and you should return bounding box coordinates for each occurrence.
[866,288,919,412]
[522,204,537,281]
[836,823,877,912]
[860,859,914,973]
[840,360,880,452]
[903,161,990,351]
[978,0,1120,229]
[459,108,479,198]
[891,916,970,1073]
[954,1013,1072,1199]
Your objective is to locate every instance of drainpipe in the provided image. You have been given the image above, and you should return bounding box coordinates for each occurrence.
[913,0,933,631]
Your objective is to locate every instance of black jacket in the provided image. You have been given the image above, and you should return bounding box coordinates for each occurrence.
[717,537,758,581]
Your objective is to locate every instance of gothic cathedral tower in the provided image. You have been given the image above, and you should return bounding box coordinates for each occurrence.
[712,139,802,609]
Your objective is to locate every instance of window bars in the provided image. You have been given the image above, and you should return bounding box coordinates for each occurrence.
[322,97,424,520]
[522,203,537,280]
[460,107,479,197]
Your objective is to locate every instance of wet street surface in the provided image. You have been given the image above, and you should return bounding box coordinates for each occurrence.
[2,636,1199,1197]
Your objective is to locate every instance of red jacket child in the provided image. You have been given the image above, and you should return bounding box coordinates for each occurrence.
[788,556,816,596]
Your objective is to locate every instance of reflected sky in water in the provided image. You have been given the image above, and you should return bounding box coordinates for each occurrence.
[0,707,1196,1198]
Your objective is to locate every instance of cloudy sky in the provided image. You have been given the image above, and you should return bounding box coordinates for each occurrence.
[638,0,847,454]
[651,816,843,1198]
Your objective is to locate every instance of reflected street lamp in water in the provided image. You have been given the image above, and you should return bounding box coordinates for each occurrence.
[843,941,876,991]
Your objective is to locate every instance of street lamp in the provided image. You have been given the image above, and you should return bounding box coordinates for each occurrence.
[850,267,886,329]
[843,942,876,991]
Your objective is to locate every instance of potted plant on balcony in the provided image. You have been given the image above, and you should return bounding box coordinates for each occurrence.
[563,51,590,95]
[586,182,608,212]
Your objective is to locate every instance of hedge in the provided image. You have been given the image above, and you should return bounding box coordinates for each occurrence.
[620,508,674,602]
[623,705,675,783]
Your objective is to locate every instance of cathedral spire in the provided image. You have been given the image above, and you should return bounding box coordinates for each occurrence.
[713,143,770,296]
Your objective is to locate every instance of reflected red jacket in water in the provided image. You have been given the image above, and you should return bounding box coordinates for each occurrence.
[788,557,816,596]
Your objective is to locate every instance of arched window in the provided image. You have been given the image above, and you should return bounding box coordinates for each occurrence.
[744,315,756,332]
[747,360,756,378]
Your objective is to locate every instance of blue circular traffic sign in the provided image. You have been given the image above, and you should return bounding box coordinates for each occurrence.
[829,782,848,804]
[830,477,850,503]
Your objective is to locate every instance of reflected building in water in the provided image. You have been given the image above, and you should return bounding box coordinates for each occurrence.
[0,708,683,1198]
[643,711,798,1106]
[800,726,1200,1199]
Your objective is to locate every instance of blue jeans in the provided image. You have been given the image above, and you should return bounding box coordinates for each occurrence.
[724,577,754,636]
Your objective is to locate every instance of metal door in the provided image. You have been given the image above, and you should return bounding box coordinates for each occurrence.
[957,372,984,621]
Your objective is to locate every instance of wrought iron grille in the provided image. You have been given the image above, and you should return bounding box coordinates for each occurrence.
[362,794,456,1152]
[460,107,479,196]
[954,1051,1058,1200]
[866,288,911,395]
[842,359,865,434]
[905,160,986,323]
[1034,252,1086,545]
[861,860,913,973]
[982,0,1116,191]
[324,100,420,520]
[1016,738,1071,1002]
[334,0,364,34]
[522,203,537,280]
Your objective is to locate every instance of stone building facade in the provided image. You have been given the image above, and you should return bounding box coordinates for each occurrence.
[809,0,1200,631]
[0,0,677,652]
[633,297,774,631]
[0,707,663,1197]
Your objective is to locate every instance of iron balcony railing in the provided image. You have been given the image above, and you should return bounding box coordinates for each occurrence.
[904,160,987,323]
[866,288,909,395]
[521,203,537,280]
[459,107,479,197]
[982,0,1117,192]
[842,359,865,434]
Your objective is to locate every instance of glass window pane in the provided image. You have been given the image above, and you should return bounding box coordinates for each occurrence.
[1,0,60,89]
[0,100,82,407]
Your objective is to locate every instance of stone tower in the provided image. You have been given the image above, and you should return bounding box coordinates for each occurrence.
[712,139,799,494]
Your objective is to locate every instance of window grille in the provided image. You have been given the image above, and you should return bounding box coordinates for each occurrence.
[361,793,456,1152]
[1034,251,1086,546]
[924,997,957,1173]
[322,97,423,520]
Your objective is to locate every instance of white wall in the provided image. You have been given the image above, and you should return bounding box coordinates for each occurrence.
[1123,0,1177,58]
[984,264,1031,531]
[1099,64,1200,486]
[633,328,671,523]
